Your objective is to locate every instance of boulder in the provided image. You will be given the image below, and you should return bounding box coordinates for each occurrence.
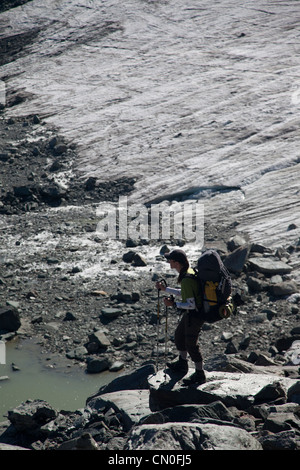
[246,276,269,293]
[148,369,300,412]
[111,290,136,303]
[225,341,238,354]
[49,159,63,172]
[53,144,67,156]
[58,432,100,450]
[288,381,300,404]
[239,334,251,350]
[263,412,300,433]
[259,430,300,450]
[250,243,271,254]
[109,361,125,372]
[84,177,97,191]
[125,421,262,450]
[13,185,33,200]
[205,354,265,373]
[88,330,111,349]
[132,253,147,267]
[207,352,296,376]
[284,340,300,366]
[253,354,277,367]
[227,235,248,251]
[87,364,155,398]
[7,399,58,432]
[254,381,287,404]
[0,443,30,450]
[248,257,292,275]
[276,336,300,353]
[0,306,21,332]
[224,245,250,273]
[122,251,135,263]
[288,293,300,304]
[66,346,88,360]
[140,401,235,425]
[86,356,112,374]
[63,311,77,321]
[39,185,66,202]
[101,307,122,319]
[269,281,298,297]
[87,390,151,431]
[122,251,147,266]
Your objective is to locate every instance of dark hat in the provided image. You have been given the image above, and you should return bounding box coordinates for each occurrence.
[165,249,188,264]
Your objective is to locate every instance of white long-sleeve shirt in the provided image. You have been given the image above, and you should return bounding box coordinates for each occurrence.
[166,286,197,311]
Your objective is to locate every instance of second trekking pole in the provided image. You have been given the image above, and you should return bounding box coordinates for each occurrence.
[156,287,160,372]
[164,302,168,381]
[155,279,167,372]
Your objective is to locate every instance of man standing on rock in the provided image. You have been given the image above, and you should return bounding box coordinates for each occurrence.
[156,249,206,386]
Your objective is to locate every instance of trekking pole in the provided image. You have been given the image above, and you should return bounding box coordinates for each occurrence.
[164,294,174,382]
[155,287,160,372]
[164,302,168,381]
[155,279,167,373]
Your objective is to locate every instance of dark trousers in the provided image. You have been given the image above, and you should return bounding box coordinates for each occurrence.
[174,310,204,364]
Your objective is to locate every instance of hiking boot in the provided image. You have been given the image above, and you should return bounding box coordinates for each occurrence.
[166,356,188,374]
[183,369,206,386]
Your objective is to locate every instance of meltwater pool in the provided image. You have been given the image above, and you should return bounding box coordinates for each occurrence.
[0,337,120,422]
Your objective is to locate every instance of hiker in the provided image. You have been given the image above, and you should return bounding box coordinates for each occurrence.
[156,249,206,385]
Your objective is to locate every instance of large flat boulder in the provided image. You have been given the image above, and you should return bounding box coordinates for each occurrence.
[148,369,300,412]
[248,257,292,275]
[125,421,263,450]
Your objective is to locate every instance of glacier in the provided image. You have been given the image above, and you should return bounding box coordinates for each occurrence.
[0,0,299,247]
